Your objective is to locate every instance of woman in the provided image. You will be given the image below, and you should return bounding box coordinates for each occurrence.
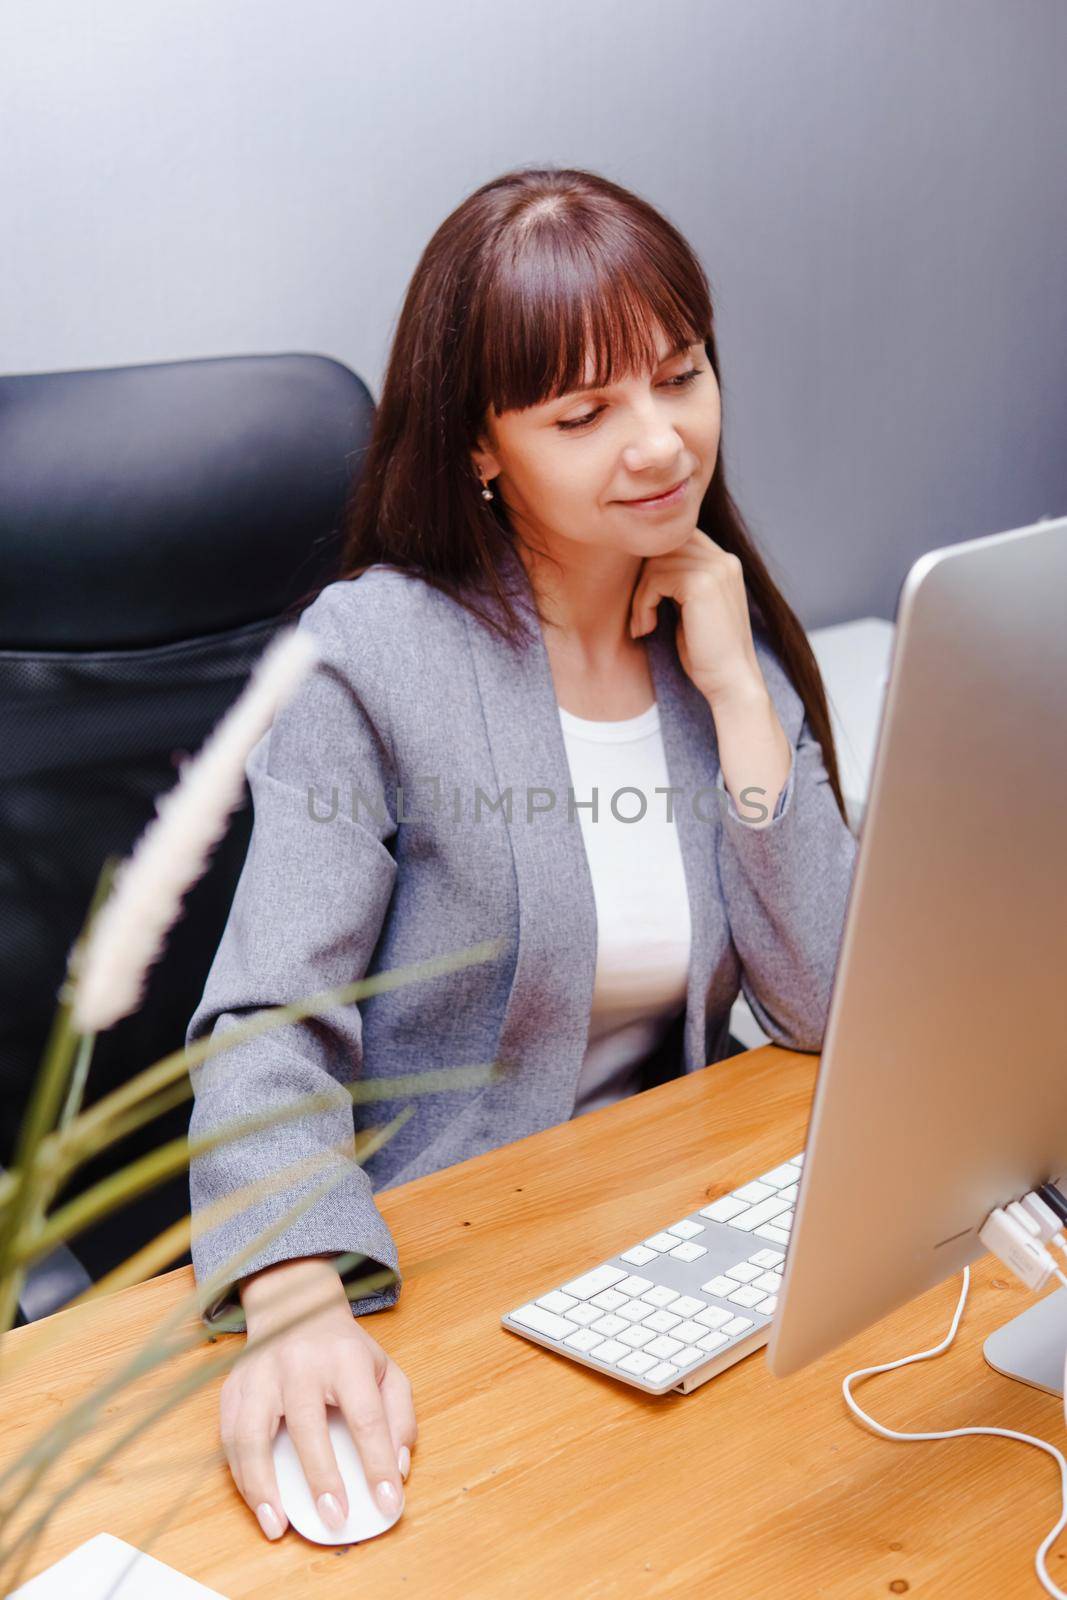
[186,165,858,1542]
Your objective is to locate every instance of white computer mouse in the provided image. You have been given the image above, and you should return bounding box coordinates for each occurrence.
[271,1408,405,1545]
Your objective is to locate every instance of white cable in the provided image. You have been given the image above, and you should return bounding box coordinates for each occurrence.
[841,1263,1067,1598]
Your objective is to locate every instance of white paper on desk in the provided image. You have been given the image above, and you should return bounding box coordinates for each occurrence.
[7,1531,229,1599]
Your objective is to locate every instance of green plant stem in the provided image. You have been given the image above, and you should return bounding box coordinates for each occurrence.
[63,1128,407,1313]
[74,1073,198,1163]
[13,1057,509,1267]
[50,1048,507,1204]
[0,925,508,1563]
[0,1255,393,1592]
[0,1146,386,1510]
[0,1003,79,1335]
[0,860,118,1334]
[60,937,504,1159]
[56,1030,97,1134]
[0,936,506,1240]
[3,1253,390,1519]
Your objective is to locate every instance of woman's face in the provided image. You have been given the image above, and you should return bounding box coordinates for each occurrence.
[472,328,721,560]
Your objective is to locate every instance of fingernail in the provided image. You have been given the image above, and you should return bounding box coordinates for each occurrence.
[256,1502,285,1540]
[376,1479,402,1516]
[398,1445,411,1481]
[317,1492,346,1531]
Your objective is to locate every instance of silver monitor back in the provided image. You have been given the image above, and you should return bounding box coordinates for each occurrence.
[766,515,1067,1379]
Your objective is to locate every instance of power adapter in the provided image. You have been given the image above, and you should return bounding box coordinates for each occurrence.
[978,1205,1056,1290]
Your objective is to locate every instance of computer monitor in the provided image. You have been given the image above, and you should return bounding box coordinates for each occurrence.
[766,514,1067,1390]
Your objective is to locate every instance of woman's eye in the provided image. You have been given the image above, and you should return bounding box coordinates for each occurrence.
[556,367,703,432]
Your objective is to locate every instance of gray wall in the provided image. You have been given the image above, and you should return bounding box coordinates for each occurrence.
[2,0,1064,626]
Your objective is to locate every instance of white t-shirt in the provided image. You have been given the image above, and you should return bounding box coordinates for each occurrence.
[559,699,692,1119]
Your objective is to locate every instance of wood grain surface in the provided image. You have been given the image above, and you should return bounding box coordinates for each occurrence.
[2,1043,1064,1598]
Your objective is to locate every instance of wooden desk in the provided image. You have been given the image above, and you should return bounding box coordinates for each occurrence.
[2,1044,1064,1597]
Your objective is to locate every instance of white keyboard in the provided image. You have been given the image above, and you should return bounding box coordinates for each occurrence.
[502,1151,803,1395]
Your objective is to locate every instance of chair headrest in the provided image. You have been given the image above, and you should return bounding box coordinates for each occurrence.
[0,352,373,649]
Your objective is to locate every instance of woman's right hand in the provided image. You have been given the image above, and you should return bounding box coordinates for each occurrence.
[219,1255,415,1540]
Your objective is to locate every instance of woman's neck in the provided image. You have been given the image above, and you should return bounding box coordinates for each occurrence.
[514,535,644,670]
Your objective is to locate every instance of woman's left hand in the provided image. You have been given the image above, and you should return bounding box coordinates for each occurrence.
[629,529,767,709]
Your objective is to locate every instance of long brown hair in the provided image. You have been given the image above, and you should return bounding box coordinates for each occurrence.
[316,165,850,827]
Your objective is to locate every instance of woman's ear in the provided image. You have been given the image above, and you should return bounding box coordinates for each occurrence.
[470,442,500,483]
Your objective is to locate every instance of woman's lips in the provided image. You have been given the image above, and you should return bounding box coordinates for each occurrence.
[620,475,690,509]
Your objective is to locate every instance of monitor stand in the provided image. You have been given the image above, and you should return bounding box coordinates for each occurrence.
[983,1286,1067,1396]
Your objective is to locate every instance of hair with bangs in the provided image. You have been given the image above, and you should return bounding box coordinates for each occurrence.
[314,165,849,827]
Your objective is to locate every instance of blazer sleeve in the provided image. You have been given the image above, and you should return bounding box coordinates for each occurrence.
[713,627,859,1053]
[185,581,402,1331]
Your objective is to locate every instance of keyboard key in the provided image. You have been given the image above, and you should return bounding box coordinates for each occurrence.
[567,1303,604,1327]
[589,1338,629,1364]
[644,1309,682,1333]
[616,1299,655,1323]
[589,1313,628,1337]
[759,1162,802,1189]
[668,1241,707,1262]
[617,1275,654,1295]
[699,1196,749,1223]
[510,1303,578,1340]
[536,1290,578,1315]
[561,1266,628,1299]
[589,1289,628,1311]
[669,1295,708,1318]
[618,1324,657,1348]
[727,1285,767,1308]
[673,1320,710,1344]
[507,1158,810,1387]
[645,1361,679,1384]
[645,1334,684,1359]
[620,1245,657,1266]
[733,1180,775,1203]
[726,1196,791,1232]
[617,1350,659,1376]
[563,1328,605,1352]
[702,1275,738,1298]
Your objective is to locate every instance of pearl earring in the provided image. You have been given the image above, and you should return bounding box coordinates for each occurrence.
[480,476,494,501]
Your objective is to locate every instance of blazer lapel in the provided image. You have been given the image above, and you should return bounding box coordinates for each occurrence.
[461,539,726,1133]
[461,550,598,1131]
[644,605,730,1075]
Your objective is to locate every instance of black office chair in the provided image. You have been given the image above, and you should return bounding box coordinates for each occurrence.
[0,352,374,1321]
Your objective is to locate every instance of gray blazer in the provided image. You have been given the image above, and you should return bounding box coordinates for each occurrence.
[186,538,858,1327]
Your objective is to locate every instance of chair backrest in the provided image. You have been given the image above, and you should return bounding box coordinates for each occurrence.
[0,352,373,1282]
